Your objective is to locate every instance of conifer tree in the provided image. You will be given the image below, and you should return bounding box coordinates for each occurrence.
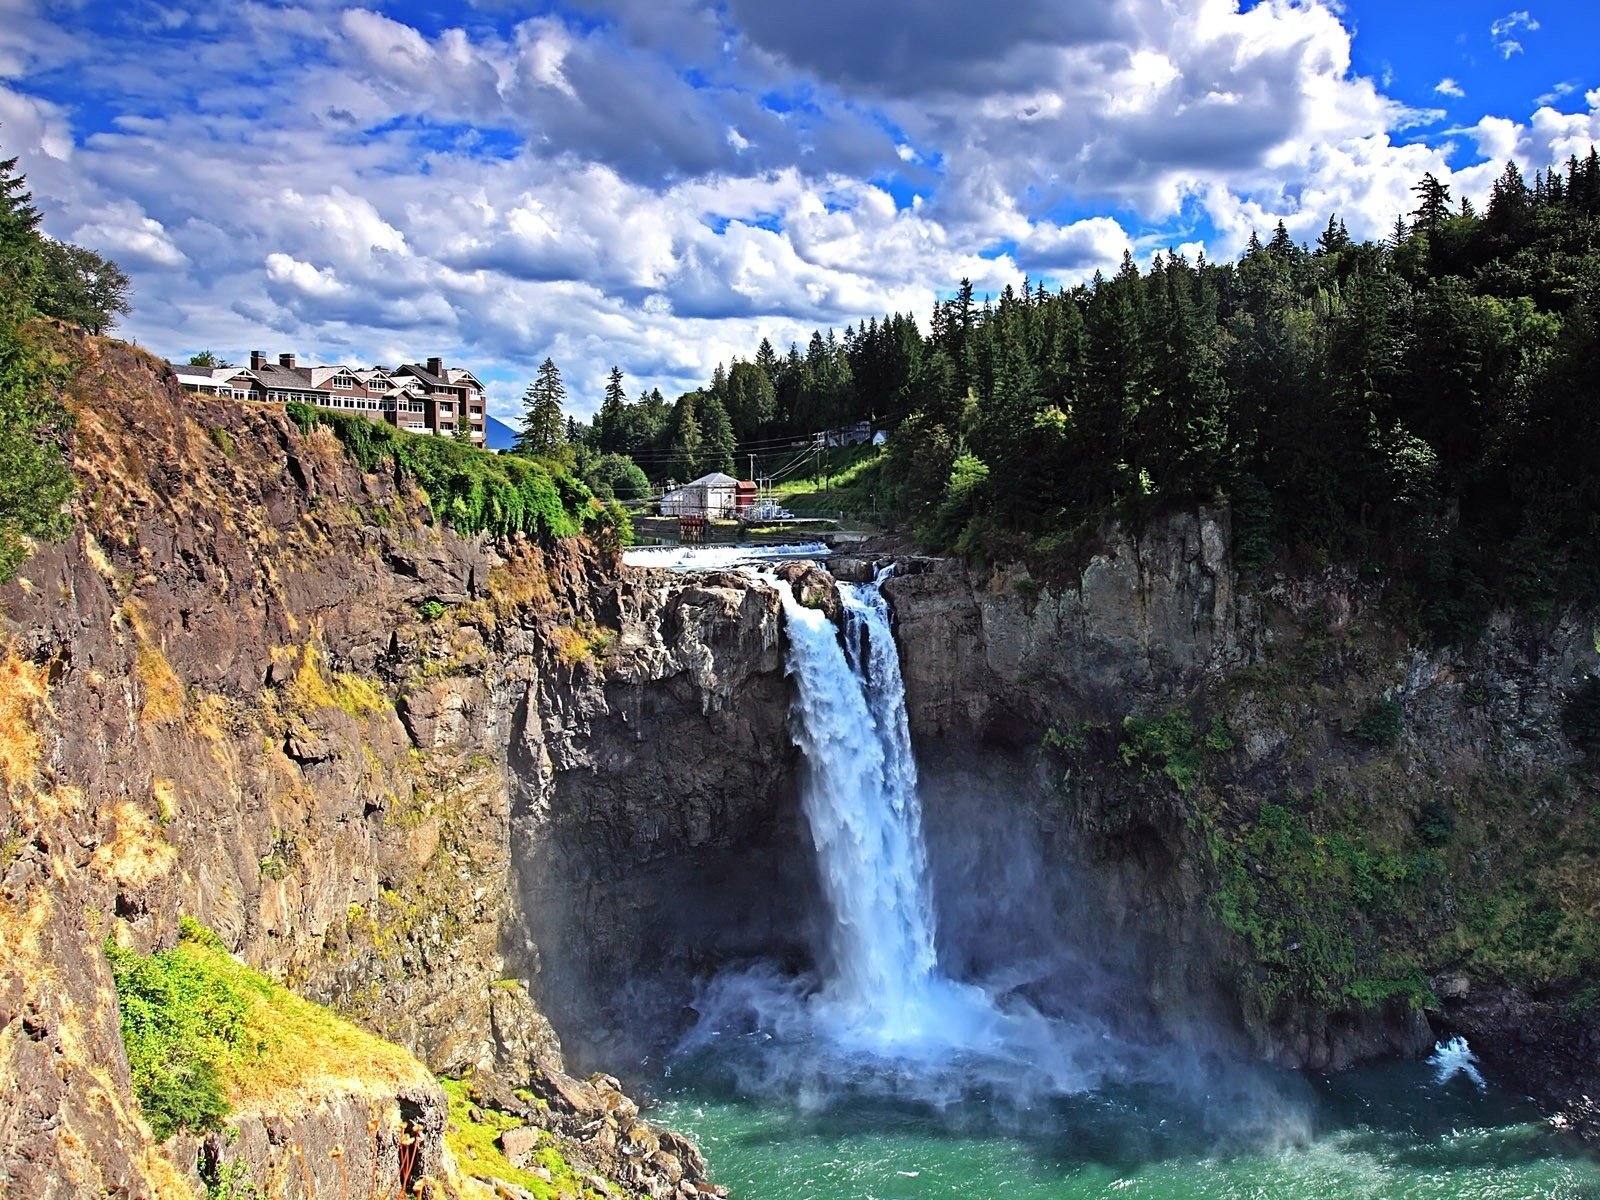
[516,357,566,457]
[697,390,736,476]
[665,392,703,481]
[0,145,42,293]
[598,365,626,453]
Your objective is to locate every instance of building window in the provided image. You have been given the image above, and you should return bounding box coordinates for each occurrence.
[331,376,353,389]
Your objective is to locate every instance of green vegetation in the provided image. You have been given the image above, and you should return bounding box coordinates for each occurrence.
[1195,794,1438,1018]
[516,357,569,458]
[440,1077,603,1200]
[415,599,446,623]
[105,919,245,1139]
[0,148,77,585]
[1117,708,1231,794]
[106,917,428,1142]
[1189,762,1600,1022]
[1354,697,1404,748]
[769,442,886,518]
[285,401,624,544]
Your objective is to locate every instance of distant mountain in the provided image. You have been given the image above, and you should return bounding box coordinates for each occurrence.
[485,414,519,451]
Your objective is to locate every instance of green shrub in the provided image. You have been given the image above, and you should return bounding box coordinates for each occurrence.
[1203,713,1235,753]
[1354,697,1404,748]
[1417,798,1455,847]
[105,924,252,1140]
[0,306,74,584]
[416,599,446,623]
[1120,708,1202,792]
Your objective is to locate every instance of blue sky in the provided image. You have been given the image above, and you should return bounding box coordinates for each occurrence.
[1,0,1596,421]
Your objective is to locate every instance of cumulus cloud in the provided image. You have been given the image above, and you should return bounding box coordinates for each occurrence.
[2,0,1591,420]
[1435,78,1465,98]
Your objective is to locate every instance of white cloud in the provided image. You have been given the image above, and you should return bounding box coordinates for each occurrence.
[3,1,1594,422]
[1435,78,1465,98]
[1490,10,1539,58]
[69,208,187,269]
[1536,81,1577,106]
[265,253,348,298]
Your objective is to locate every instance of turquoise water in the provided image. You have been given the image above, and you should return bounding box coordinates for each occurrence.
[656,1057,1600,1198]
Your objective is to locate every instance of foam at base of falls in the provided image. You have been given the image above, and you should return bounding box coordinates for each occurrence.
[1428,1036,1487,1089]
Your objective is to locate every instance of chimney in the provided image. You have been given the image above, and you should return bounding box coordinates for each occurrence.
[279,352,297,369]
[250,350,265,371]
[427,356,443,376]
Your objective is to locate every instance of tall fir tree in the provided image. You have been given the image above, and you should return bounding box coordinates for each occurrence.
[598,365,627,453]
[516,357,566,457]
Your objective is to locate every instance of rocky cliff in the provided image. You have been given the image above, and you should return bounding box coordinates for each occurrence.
[0,337,798,1197]
[9,336,1598,1195]
[878,509,1600,1135]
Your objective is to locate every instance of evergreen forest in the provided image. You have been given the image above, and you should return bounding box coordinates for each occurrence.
[575,152,1600,642]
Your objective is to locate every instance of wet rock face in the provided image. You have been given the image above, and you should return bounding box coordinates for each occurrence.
[881,509,1600,1135]
[515,567,823,1069]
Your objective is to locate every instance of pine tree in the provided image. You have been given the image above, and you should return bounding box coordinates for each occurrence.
[1315,215,1352,257]
[1410,173,1452,238]
[666,392,702,479]
[598,365,626,453]
[0,145,42,293]
[698,390,736,475]
[516,357,566,457]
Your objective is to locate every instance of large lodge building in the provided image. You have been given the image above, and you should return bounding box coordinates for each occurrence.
[172,352,488,446]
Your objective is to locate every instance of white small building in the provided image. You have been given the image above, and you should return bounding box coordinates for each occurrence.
[660,472,740,518]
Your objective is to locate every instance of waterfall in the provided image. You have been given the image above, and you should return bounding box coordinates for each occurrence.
[775,569,945,1042]
[766,569,1090,1083]
[681,562,1109,1102]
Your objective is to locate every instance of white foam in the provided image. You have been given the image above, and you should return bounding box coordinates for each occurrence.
[1428,1036,1487,1090]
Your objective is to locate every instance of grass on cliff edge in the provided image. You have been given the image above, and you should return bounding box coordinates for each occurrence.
[284,401,630,547]
[107,918,429,1141]
[440,1077,606,1200]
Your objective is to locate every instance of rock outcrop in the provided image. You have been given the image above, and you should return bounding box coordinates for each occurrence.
[879,508,1600,1134]
[0,338,779,1195]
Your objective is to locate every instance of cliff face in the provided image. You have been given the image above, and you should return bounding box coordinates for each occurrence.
[0,338,797,1197]
[9,338,1598,1193]
[881,509,1600,1133]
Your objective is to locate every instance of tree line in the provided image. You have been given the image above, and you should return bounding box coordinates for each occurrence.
[528,149,1600,640]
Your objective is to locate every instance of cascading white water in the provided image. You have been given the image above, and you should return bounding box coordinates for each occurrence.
[1428,1036,1487,1089]
[764,568,1093,1084]
[777,569,943,1038]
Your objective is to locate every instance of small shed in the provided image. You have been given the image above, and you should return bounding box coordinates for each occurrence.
[735,480,759,516]
[660,472,740,519]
